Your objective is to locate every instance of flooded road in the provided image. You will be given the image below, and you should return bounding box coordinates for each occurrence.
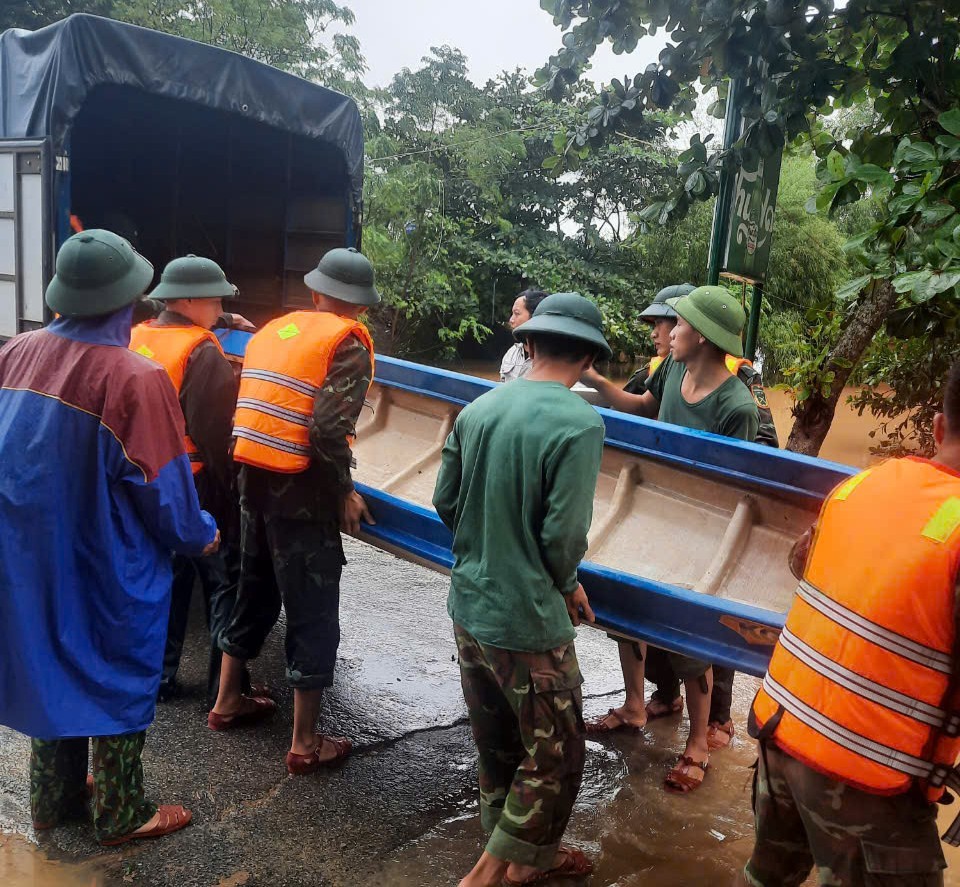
[5,537,960,885]
[0,381,941,886]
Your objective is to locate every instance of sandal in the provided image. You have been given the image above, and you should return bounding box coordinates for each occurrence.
[665,755,709,793]
[501,845,593,885]
[286,734,352,775]
[249,681,277,701]
[207,694,277,731]
[585,708,645,735]
[645,695,683,720]
[707,719,735,751]
[99,804,192,846]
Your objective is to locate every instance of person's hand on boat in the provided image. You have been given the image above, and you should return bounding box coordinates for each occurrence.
[202,529,221,557]
[566,583,595,627]
[340,490,375,536]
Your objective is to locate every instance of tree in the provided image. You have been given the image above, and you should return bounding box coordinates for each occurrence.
[2,1,365,91]
[1,1,113,31]
[363,50,679,360]
[536,0,960,456]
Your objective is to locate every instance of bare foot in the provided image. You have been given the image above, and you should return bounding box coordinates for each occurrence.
[645,695,683,718]
[131,810,162,835]
[211,694,268,718]
[585,706,646,734]
[290,734,345,761]
[504,846,593,884]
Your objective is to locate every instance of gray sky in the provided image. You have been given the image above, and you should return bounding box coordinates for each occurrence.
[345,0,664,89]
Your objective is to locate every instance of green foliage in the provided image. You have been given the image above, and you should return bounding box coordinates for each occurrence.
[536,0,960,453]
[363,51,677,359]
[848,332,958,457]
[3,0,366,91]
[1,1,113,31]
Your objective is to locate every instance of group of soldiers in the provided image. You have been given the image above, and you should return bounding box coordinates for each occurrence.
[1,226,960,887]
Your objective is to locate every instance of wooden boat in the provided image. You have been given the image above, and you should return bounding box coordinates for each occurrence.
[218,332,856,677]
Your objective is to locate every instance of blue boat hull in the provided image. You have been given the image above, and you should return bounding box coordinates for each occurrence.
[217,331,857,678]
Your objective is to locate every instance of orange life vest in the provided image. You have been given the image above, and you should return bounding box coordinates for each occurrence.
[232,310,375,474]
[648,353,751,378]
[724,354,751,376]
[753,457,960,812]
[129,321,223,475]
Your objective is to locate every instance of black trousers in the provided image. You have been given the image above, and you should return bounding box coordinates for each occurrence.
[644,646,735,723]
[160,542,248,706]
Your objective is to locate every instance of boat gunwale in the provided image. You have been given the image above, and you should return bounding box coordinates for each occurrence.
[370,355,857,504]
[355,481,786,678]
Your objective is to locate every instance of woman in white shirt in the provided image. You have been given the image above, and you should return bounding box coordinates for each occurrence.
[499,288,548,382]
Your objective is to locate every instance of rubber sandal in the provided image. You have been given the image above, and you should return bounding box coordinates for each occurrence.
[33,774,96,829]
[286,734,352,775]
[706,719,735,751]
[501,845,593,885]
[99,804,192,846]
[665,755,709,793]
[645,695,684,720]
[585,708,645,735]
[249,681,277,701]
[207,695,277,731]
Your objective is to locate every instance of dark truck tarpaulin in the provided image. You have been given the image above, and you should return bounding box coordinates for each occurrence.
[0,13,364,209]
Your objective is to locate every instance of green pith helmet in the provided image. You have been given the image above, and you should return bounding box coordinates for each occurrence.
[513,292,612,359]
[150,255,236,301]
[45,229,154,318]
[667,285,746,358]
[638,283,695,322]
[304,247,380,307]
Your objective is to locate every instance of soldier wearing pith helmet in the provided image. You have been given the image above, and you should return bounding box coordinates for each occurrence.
[129,255,261,708]
[212,247,379,775]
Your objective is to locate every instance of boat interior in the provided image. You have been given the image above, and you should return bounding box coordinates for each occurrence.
[353,382,819,615]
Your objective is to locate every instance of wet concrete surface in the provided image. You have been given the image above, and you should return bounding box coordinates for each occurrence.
[2,537,959,886]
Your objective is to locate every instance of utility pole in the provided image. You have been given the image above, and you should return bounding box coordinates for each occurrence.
[706,78,767,362]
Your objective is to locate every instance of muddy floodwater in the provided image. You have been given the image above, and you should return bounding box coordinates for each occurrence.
[0,371,942,886]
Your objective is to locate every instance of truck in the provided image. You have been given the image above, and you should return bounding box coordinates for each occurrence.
[0,12,363,336]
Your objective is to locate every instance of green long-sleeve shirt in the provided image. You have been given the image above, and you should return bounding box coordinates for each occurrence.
[433,379,605,652]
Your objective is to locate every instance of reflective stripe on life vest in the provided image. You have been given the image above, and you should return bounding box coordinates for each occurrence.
[752,457,960,808]
[235,397,311,427]
[795,578,953,674]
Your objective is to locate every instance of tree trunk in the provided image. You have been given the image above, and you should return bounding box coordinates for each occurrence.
[786,280,897,456]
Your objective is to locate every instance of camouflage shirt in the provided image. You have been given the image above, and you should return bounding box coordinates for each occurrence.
[239,334,372,523]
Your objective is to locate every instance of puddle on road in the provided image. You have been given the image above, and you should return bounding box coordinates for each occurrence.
[377,676,960,887]
[0,832,110,887]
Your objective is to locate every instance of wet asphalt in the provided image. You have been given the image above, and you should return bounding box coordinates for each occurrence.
[0,537,637,887]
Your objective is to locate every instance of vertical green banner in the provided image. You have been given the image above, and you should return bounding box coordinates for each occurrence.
[723,149,783,283]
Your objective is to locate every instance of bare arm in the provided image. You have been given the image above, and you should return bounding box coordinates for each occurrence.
[789,526,814,580]
[581,366,659,418]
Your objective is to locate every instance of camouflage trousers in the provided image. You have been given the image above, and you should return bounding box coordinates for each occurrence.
[742,741,946,886]
[219,508,344,690]
[30,732,156,843]
[454,624,586,869]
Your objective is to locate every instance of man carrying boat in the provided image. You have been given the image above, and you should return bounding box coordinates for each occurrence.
[736,360,960,886]
[0,230,219,844]
[601,285,781,741]
[210,247,377,776]
[583,286,758,792]
[434,292,608,887]
[129,256,262,707]
[624,284,779,445]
